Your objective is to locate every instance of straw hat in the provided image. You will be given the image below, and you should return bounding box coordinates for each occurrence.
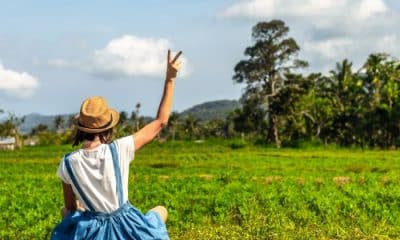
[73,96,120,133]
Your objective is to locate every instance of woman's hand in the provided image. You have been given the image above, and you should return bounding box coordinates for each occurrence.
[60,200,85,219]
[166,50,182,81]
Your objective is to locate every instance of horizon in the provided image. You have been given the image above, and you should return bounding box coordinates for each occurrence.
[18,98,239,118]
[1,0,399,116]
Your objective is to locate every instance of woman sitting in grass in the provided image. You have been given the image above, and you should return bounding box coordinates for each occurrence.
[51,50,182,240]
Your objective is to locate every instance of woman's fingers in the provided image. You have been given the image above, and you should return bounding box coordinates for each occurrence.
[167,49,171,62]
[172,51,183,63]
[167,49,182,64]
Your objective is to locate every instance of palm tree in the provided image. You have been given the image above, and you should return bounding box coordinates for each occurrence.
[361,54,400,147]
[30,123,48,136]
[183,114,200,140]
[168,112,180,141]
[0,112,25,149]
[328,59,356,112]
[54,115,65,132]
[119,111,128,125]
[135,102,141,131]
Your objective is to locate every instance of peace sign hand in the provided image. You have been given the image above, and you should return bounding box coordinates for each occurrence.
[166,49,183,81]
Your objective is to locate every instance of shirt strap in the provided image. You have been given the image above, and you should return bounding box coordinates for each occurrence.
[109,142,124,206]
[63,154,95,212]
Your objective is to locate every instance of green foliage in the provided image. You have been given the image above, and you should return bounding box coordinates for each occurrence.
[53,115,65,131]
[1,142,399,239]
[231,20,400,149]
[229,139,247,149]
[233,19,309,148]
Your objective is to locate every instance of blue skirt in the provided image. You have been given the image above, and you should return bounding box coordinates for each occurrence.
[51,202,169,240]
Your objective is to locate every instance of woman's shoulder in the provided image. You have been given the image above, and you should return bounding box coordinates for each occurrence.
[112,135,135,163]
[60,149,80,164]
[112,136,134,151]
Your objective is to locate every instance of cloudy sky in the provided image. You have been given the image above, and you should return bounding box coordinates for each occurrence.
[0,0,399,116]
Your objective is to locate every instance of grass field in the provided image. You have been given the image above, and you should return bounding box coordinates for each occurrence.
[0,140,399,239]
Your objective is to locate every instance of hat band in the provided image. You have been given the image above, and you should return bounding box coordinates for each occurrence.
[78,114,113,130]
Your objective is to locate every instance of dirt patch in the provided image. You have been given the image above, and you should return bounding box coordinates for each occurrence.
[314,177,324,186]
[296,177,305,186]
[264,176,283,184]
[358,176,366,185]
[333,176,352,186]
[381,176,391,185]
[198,174,213,180]
[159,175,170,180]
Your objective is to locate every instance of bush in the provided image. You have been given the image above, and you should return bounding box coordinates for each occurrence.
[229,139,247,149]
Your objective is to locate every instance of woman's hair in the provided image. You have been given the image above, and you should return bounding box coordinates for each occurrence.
[72,128,114,147]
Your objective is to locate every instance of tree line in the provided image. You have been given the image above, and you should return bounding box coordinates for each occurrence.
[230,19,400,148]
[1,19,399,148]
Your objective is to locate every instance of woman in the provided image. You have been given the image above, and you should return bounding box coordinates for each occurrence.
[51,50,182,239]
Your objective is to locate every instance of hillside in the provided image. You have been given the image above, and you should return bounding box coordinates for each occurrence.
[180,99,240,121]
[19,114,73,134]
[17,99,240,133]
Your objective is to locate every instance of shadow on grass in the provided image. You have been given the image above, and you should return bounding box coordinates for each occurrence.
[149,163,180,168]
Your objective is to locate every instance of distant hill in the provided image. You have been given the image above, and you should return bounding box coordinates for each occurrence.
[180,100,240,121]
[19,113,73,134]
[17,99,240,133]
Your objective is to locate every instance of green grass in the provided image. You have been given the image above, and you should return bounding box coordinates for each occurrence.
[0,140,399,239]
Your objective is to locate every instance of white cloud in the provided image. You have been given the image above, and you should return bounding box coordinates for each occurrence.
[220,0,389,22]
[0,63,38,98]
[358,0,388,19]
[304,38,354,60]
[376,35,400,54]
[49,35,190,79]
[221,0,400,72]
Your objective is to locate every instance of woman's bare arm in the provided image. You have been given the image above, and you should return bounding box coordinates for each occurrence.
[63,182,77,211]
[133,50,182,151]
[61,182,77,218]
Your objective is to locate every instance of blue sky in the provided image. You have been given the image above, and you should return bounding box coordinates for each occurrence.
[0,0,399,116]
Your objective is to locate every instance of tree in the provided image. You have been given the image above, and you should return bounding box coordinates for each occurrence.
[183,114,201,140]
[0,111,25,149]
[30,123,48,136]
[119,111,128,125]
[233,20,308,147]
[54,115,65,132]
[66,115,75,129]
[361,53,400,147]
[167,112,180,141]
[304,74,336,142]
[269,73,314,144]
[203,119,226,138]
[134,103,141,131]
[325,60,369,146]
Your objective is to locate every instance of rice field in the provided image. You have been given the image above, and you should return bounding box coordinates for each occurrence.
[0,140,399,239]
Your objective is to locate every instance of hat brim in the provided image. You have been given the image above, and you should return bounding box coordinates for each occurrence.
[73,108,120,133]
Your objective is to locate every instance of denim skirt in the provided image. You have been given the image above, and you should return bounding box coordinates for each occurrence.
[51,201,169,240]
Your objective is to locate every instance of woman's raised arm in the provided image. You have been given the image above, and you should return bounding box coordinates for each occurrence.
[133,50,182,151]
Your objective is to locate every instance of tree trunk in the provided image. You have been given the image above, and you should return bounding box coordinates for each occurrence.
[267,74,281,148]
[272,115,282,148]
[315,125,321,138]
[14,131,22,149]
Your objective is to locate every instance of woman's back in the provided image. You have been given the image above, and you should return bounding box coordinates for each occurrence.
[57,136,134,213]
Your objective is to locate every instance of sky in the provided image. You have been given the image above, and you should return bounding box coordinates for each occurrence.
[0,0,399,117]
